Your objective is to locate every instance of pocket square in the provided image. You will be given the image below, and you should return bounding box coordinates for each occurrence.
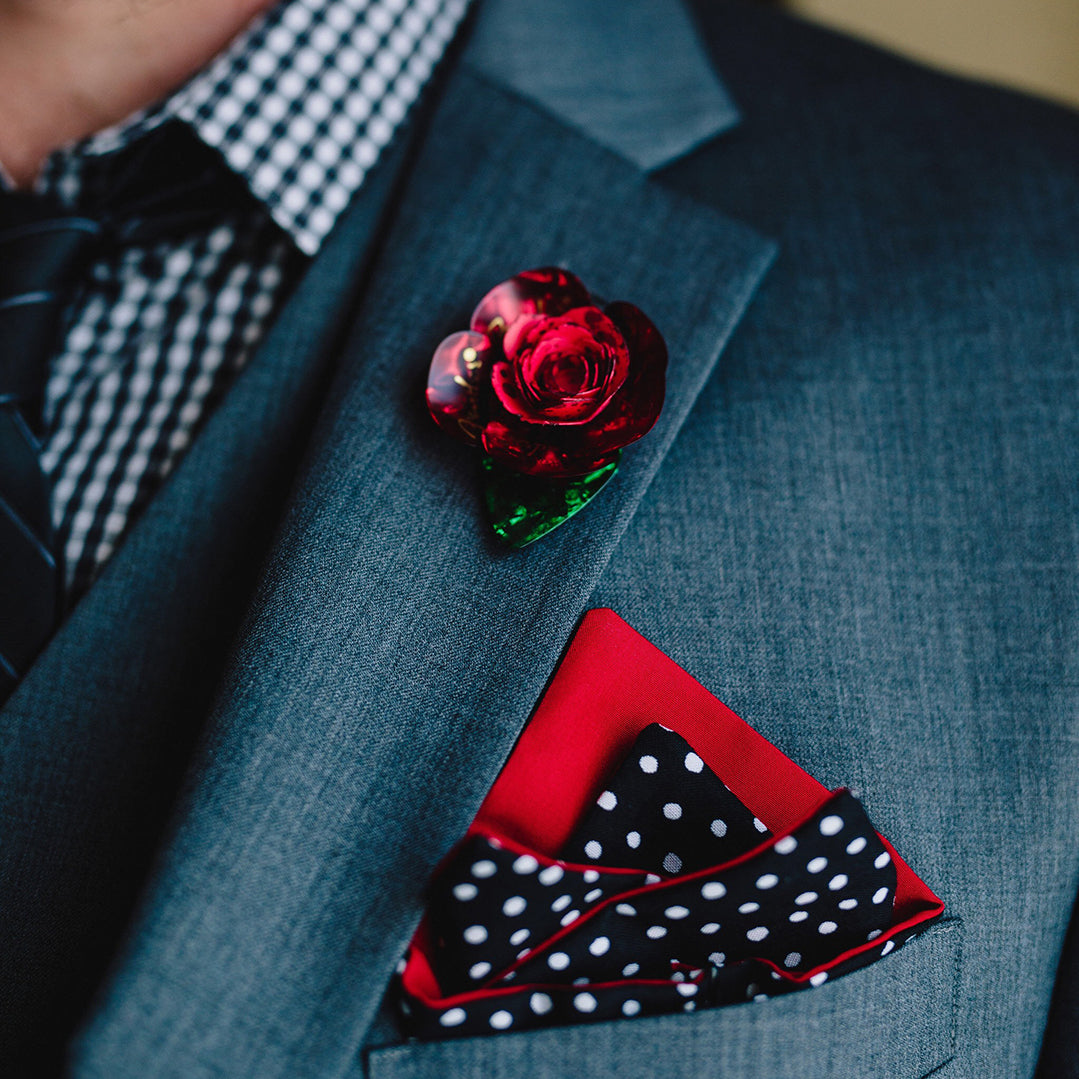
[397,610,943,1038]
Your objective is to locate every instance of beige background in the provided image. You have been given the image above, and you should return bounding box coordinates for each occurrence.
[789,0,1079,108]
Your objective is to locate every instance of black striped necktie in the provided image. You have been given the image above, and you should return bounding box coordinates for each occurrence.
[0,124,258,704]
[0,199,102,700]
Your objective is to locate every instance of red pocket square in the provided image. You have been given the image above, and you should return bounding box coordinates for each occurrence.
[399,609,943,1038]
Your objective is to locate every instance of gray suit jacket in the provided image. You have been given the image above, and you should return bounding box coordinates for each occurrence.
[1,1,1076,1076]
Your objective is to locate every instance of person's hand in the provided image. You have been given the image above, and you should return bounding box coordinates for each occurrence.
[0,0,276,187]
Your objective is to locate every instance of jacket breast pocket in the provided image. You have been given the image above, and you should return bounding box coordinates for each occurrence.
[365,917,961,1079]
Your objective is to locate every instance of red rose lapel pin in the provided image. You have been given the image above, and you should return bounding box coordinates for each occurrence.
[426,268,667,547]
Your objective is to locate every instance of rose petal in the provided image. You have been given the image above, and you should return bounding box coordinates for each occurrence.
[481,419,617,478]
[426,330,491,445]
[492,307,631,425]
[567,301,666,454]
[470,267,591,339]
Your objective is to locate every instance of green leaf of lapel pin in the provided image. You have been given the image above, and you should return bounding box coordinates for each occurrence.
[481,453,621,548]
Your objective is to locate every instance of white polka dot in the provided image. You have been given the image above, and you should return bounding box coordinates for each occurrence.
[709,951,726,966]
[622,962,640,977]
[810,971,829,987]
[807,857,828,873]
[574,992,597,1013]
[784,952,802,968]
[684,752,704,773]
[702,881,726,900]
[552,894,572,913]
[560,909,580,927]
[626,831,641,849]
[583,870,600,884]
[676,983,698,998]
[663,802,683,820]
[538,866,564,886]
[663,852,683,874]
[839,898,859,910]
[512,855,539,874]
[881,939,896,955]
[464,925,487,945]
[584,840,603,859]
[818,921,838,935]
[756,873,779,890]
[597,790,617,811]
[875,852,892,869]
[453,883,477,901]
[775,836,798,854]
[820,815,844,836]
[589,936,611,956]
[639,754,659,774]
[622,999,641,1016]
[746,926,769,942]
[753,817,768,833]
[510,928,530,946]
[616,903,637,916]
[469,961,491,980]
[502,896,526,917]
[789,911,809,923]
[701,922,721,934]
[585,888,603,903]
[665,905,690,920]
[846,837,867,855]
[795,891,818,905]
[873,887,890,904]
[739,901,760,915]
[489,1010,513,1030]
[548,952,570,971]
[828,874,849,891]
[646,874,662,885]
[646,925,667,940]
[530,992,552,1015]
[867,929,883,941]
[440,1007,466,1027]
[471,860,496,878]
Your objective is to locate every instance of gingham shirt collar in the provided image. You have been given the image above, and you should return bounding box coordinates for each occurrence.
[53,0,470,256]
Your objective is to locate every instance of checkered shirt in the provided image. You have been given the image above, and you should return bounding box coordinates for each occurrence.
[28,0,470,600]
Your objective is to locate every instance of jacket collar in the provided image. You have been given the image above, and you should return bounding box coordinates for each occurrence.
[465,0,740,171]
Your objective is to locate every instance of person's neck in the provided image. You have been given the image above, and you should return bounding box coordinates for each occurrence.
[0,0,277,188]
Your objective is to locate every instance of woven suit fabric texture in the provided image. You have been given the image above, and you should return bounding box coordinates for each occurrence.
[0,1,1075,1078]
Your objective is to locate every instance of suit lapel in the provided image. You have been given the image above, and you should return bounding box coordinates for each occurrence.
[72,58,776,1077]
[52,9,777,1076]
[0,129,418,1063]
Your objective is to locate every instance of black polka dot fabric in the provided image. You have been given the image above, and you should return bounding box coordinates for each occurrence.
[400,725,915,1039]
[565,723,770,875]
[426,837,650,997]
